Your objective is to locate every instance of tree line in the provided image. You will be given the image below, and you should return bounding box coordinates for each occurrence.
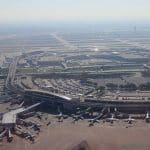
[97,82,150,92]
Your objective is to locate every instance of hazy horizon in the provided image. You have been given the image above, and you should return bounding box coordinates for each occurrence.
[0,0,150,24]
[1,0,150,34]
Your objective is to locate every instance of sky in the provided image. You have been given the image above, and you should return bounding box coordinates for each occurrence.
[0,0,150,23]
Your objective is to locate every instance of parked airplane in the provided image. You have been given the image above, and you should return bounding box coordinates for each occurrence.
[72,114,84,123]
[114,107,117,113]
[18,119,41,128]
[107,107,111,114]
[55,112,68,122]
[113,107,129,119]
[88,114,101,126]
[71,107,92,123]
[124,116,136,124]
[105,114,118,124]
[76,107,92,115]
[36,113,43,120]
[15,127,35,141]
[24,131,35,142]
[88,107,107,126]
[0,129,7,140]
[7,128,13,142]
[145,112,150,123]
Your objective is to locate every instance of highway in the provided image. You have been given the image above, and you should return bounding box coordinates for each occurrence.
[5,56,24,94]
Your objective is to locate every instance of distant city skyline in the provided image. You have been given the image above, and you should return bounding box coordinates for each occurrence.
[0,0,150,23]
